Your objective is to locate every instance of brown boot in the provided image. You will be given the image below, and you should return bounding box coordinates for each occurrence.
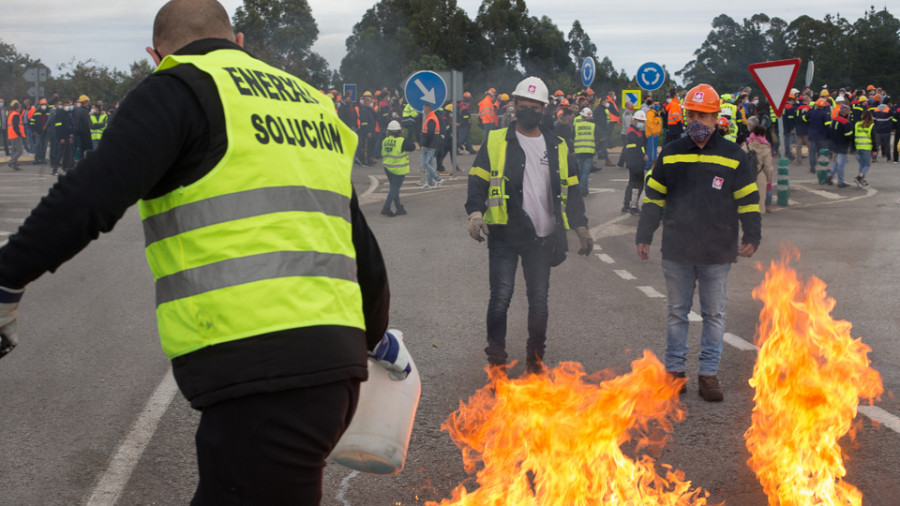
[698,375,723,402]
[765,205,772,213]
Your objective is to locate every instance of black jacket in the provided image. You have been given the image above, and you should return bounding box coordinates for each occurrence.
[828,115,853,154]
[0,38,390,409]
[636,132,761,265]
[465,122,588,251]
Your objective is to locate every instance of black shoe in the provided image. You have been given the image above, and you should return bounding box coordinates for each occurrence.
[826,177,833,185]
[525,358,545,375]
[698,375,724,402]
[621,205,629,213]
[395,207,407,215]
[380,208,395,217]
[629,207,641,216]
[667,371,687,394]
[837,182,850,188]
[855,175,864,188]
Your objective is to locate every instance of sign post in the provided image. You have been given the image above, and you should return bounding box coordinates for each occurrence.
[580,57,595,89]
[636,62,665,92]
[23,67,48,103]
[749,58,801,207]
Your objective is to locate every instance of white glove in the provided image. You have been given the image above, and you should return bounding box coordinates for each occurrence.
[369,329,412,380]
[468,211,489,242]
[0,286,25,359]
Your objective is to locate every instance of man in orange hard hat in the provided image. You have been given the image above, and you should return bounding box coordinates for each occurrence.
[636,83,760,403]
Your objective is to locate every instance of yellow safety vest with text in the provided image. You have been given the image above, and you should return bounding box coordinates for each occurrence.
[140,49,363,359]
[381,136,410,175]
[470,128,576,230]
[572,116,597,155]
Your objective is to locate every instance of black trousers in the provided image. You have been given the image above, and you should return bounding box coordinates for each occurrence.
[191,379,361,506]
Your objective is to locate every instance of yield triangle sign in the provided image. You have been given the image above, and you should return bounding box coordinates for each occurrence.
[748,58,801,117]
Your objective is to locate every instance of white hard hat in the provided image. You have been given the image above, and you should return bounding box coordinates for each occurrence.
[633,110,647,121]
[580,107,592,118]
[387,120,402,131]
[511,76,549,104]
[720,107,732,117]
[835,96,845,103]
[790,88,800,95]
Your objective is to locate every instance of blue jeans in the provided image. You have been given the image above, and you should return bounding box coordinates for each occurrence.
[829,152,847,184]
[809,138,825,172]
[458,124,473,152]
[485,238,553,365]
[646,135,658,170]
[420,148,440,185]
[661,259,731,376]
[857,150,872,177]
[575,156,592,196]
[382,169,405,212]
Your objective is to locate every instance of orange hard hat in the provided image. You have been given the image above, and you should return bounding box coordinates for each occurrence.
[39,98,48,105]
[815,98,828,107]
[488,88,496,94]
[463,91,471,98]
[866,84,875,91]
[874,94,883,101]
[554,90,564,97]
[717,117,730,127]
[586,89,594,95]
[683,84,721,113]
[559,99,570,106]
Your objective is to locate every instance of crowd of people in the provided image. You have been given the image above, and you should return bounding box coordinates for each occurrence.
[1,95,115,174]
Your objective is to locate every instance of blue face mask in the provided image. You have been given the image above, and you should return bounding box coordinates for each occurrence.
[652,104,659,110]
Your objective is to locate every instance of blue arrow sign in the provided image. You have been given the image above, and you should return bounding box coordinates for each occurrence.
[404,71,447,113]
[342,84,357,103]
[636,62,665,91]
[581,57,596,88]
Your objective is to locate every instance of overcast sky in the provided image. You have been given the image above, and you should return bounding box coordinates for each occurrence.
[1,1,896,85]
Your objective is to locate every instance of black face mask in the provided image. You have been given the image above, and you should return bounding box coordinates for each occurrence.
[516,108,542,130]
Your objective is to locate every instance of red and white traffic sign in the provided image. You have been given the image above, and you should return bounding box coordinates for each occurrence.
[748,59,801,117]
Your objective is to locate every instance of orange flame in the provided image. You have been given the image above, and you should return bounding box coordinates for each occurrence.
[428,351,712,505]
[745,247,883,505]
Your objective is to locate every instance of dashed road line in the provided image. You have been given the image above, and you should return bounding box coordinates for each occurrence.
[724,332,759,351]
[637,286,665,298]
[858,406,900,434]
[614,269,635,280]
[596,253,615,264]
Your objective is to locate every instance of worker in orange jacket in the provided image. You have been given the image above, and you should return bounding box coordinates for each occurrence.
[478,89,498,136]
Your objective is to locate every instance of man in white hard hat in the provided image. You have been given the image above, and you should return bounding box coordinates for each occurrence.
[572,107,601,196]
[465,76,593,374]
[618,109,648,215]
[381,120,416,216]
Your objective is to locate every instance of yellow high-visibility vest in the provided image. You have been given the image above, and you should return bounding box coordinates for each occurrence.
[573,116,597,155]
[140,49,363,359]
[381,135,410,175]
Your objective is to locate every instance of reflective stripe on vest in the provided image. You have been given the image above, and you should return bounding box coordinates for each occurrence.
[90,113,108,140]
[855,122,873,150]
[481,128,571,230]
[381,135,410,175]
[666,101,682,125]
[572,117,597,154]
[142,49,363,359]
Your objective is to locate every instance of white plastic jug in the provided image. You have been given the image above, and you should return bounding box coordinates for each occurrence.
[331,329,421,475]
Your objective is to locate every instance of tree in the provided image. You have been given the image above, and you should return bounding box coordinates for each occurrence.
[849,7,900,87]
[232,0,331,88]
[0,39,46,103]
[475,0,530,69]
[520,15,574,80]
[568,20,596,65]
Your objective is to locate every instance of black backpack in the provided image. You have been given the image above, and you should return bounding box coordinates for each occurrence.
[746,147,761,176]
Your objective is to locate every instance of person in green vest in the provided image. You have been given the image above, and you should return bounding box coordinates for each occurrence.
[89,103,108,150]
[465,76,592,374]
[572,107,602,196]
[854,109,875,187]
[381,120,416,216]
[0,1,411,504]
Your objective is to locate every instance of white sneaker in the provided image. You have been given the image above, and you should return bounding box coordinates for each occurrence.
[421,183,434,189]
[433,179,443,188]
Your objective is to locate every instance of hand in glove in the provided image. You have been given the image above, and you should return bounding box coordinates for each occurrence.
[468,211,489,242]
[575,227,593,256]
[369,329,412,380]
[0,286,25,359]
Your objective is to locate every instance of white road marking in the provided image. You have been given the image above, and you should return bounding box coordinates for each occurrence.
[0,218,25,223]
[614,269,635,280]
[597,253,615,264]
[637,286,665,298]
[335,471,360,506]
[359,175,379,199]
[792,184,843,200]
[688,311,702,322]
[858,405,900,435]
[85,370,178,506]
[723,332,759,351]
[588,187,616,194]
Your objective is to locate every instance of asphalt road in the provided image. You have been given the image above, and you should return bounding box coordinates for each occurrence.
[1,148,899,505]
